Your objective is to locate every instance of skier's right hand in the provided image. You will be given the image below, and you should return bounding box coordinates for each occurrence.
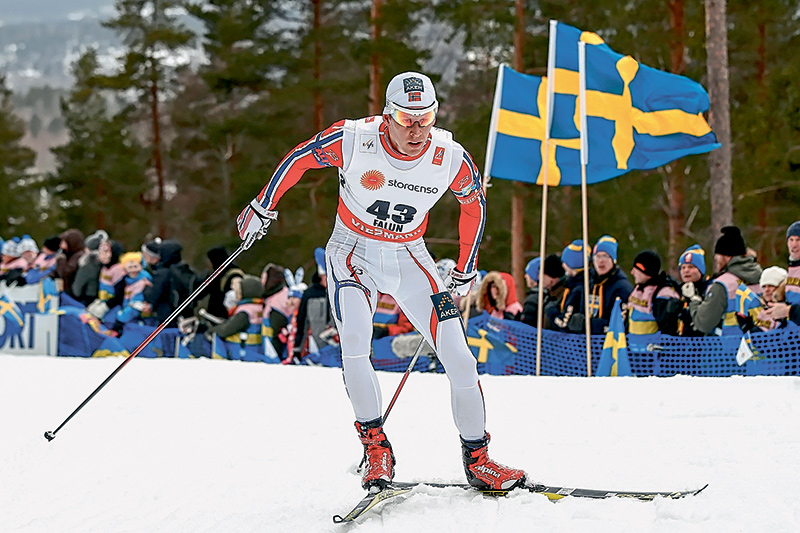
[237,199,278,249]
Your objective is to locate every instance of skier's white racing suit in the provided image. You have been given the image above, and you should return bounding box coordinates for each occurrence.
[251,116,487,439]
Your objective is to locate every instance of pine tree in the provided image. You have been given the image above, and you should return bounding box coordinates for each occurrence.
[101,0,195,237]
[0,74,37,236]
[50,49,149,248]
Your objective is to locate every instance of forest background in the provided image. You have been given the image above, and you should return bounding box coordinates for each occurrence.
[1,0,798,280]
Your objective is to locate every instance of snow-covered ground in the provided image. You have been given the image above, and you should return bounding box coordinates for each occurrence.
[2,354,799,532]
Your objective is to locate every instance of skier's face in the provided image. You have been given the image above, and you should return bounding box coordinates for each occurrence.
[384,111,435,157]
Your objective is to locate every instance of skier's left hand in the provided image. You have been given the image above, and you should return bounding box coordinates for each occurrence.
[443,268,477,297]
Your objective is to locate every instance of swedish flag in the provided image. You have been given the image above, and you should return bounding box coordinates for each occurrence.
[486,22,720,186]
[597,298,632,376]
[0,294,25,341]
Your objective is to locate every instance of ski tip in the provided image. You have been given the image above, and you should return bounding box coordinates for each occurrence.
[332,514,346,524]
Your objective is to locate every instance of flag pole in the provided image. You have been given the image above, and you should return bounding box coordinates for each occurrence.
[578,41,592,377]
[483,64,505,184]
[535,20,558,377]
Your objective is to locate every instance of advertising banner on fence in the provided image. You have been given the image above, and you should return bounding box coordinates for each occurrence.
[0,282,59,356]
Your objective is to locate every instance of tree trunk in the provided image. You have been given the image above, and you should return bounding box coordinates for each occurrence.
[313,0,323,130]
[510,0,525,302]
[755,8,768,258]
[704,0,733,236]
[666,0,686,272]
[150,66,166,237]
[368,0,382,116]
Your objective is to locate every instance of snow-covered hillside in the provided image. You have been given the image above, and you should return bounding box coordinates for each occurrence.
[2,355,799,532]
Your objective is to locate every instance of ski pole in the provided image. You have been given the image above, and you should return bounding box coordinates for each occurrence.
[44,243,247,442]
[382,335,427,424]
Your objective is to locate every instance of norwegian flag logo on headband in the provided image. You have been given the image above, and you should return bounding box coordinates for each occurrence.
[403,77,425,94]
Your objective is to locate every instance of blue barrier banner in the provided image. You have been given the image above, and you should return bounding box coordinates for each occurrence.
[1,283,59,355]
[5,280,800,377]
[57,307,128,358]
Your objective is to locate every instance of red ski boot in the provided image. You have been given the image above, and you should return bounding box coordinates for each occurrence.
[355,420,395,490]
[461,433,526,490]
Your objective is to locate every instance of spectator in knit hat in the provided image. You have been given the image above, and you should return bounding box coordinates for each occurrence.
[760,266,788,305]
[566,235,633,334]
[686,226,762,335]
[627,251,682,340]
[782,221,800,306]
[744,266,789,332]
[1,237,22,274]
[25,236,62,285]
[17,235,39,267]
[73,230,110,305]
[521,254,565,328]
[676,244,710,336]
[545,240,590,331]
[141,238,162,275]
[0,237,29,285]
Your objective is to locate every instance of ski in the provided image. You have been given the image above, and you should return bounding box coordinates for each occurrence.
[332,480,708,523]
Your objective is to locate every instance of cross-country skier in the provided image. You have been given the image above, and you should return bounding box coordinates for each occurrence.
[236,72,526,492]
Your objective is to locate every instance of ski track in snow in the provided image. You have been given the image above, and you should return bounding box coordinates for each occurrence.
[1,354,799,532]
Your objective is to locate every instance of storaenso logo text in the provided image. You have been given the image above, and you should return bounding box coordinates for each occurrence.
[388,179,438,194]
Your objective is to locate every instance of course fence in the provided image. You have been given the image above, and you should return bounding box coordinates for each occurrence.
[2,281,799,376]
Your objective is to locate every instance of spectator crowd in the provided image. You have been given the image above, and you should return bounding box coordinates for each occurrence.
[2,220,799,362]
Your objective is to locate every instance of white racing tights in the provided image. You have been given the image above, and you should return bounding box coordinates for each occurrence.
[325,223,485,440]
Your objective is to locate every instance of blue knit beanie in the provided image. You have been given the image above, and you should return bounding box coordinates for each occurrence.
[561,240,588,270]
[593,235,618,263]
[525,257,541,282]
[679,244,706,276]
[786,221,800,241]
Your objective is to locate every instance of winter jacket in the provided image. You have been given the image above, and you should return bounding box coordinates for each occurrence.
[468,271,523,320]
[116,270,153,324]
[200,246,244,321]
[566,266,633,334]
[689,255,763,335]
[144,240,198,324]
[544,271,586,331]
[54,229,85,295]
[24,251,60,284]
[209,276,264,342]
[521,277,566,329]
[627,272,682,338]
[72,252,103,305]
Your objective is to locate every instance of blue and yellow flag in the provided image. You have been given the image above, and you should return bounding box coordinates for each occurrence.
[0,294,25,341]
[486,21,720,186]
[597,298,632,376]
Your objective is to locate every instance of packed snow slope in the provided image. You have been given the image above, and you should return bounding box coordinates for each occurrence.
[2,355,799,532]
